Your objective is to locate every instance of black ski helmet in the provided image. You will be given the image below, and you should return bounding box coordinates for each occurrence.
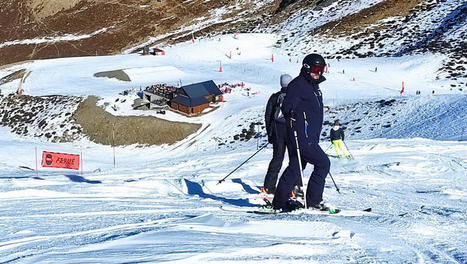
[302,54,326,74]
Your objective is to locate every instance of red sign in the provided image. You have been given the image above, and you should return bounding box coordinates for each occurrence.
[41,151,80,170]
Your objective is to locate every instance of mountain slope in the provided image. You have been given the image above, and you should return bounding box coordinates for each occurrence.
[1,0,465,85]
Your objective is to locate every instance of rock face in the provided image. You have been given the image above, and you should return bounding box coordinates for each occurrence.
[0,94,83,142]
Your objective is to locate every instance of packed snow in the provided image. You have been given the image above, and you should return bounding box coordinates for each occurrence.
[0,33,466,263]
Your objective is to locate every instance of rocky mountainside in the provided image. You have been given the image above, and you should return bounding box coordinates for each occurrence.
[270,0,465,88]
[1,0,465,84]
[0,0,276,66]
[0,93,83,142]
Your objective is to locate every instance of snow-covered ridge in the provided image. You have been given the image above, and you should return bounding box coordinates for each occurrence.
[0,28,111,49]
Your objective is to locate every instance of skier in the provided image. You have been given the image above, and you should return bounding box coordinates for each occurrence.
[272,53,330,212]
[262,74,293,194]
[330,120,350,158]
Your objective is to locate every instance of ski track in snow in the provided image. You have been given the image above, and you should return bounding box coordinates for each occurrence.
[0,138,465,263]
[0,33,466,263]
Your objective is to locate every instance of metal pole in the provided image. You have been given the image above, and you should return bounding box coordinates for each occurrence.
[324,143,333,153]
[112,123,116,168]
[217,143,268,184]
[256,122,261,149]
[328,171,340,193]
[342,141,354,159]
[293,130,307,209]
[80,146,83,176]
[35,146,38,178]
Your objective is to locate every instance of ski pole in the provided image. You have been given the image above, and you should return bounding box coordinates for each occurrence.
[324,143,333,153]
[217,143,268,184]
[293,129,307,209]
[342,141,354,159]
[328,171,340,193]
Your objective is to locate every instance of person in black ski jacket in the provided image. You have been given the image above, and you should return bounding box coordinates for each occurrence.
[262,74,293,194]
[272,53,331,211]
[330,120,350,158]
[330,120,344,141]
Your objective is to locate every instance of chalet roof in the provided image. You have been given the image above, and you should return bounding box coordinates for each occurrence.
[171,80,222,107]
[171,95,209,107]
[181,80,222,98]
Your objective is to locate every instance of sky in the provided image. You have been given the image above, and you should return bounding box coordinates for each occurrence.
[0,33,466,263]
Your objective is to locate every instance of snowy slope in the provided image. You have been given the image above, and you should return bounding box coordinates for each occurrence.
[0,33,466,263]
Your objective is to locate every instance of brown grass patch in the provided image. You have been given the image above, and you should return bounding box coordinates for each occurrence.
[73,96,201,146]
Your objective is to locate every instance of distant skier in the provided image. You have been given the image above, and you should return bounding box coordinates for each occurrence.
[262,74,293,195]
[272,53,330,212]
[330,120,350,158]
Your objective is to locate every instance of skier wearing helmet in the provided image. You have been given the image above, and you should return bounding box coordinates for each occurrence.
[272,53,331,212]
[262,74,293,195]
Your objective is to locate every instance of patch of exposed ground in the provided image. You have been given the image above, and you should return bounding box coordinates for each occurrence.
[73,96,201,146]
[94,70,130,82]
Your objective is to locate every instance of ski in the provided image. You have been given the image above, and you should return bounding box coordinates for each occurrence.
[219,205,278,214]
[220,205,339,215]
[220,205,372,216]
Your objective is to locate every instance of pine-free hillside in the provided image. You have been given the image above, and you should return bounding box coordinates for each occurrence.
[0,0,465,86]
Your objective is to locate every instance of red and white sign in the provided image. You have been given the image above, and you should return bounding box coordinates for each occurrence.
[41,151,80,170]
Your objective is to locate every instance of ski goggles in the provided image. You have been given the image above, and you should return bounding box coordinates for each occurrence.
[303,63,324,75]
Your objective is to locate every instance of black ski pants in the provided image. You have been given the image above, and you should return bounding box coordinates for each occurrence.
[272,126,330,209]
[264,123,287,191]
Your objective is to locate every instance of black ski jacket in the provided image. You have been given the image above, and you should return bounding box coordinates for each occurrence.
[265,87,286,142]
[281,69,326,144]
[330,127,345,141]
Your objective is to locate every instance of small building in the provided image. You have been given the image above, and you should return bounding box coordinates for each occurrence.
[153,48,165,56]
[170,80,223,116]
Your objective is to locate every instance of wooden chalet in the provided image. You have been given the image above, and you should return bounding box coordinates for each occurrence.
[170,80,223,116]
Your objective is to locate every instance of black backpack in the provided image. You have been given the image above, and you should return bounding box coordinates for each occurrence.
[274,92,286,123]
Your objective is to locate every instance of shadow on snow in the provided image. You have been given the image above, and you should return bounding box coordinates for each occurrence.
[184,179,256,207]
[65,174,102,184]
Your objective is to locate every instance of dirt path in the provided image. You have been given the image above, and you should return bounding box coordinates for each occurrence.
[73,96,201,146]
